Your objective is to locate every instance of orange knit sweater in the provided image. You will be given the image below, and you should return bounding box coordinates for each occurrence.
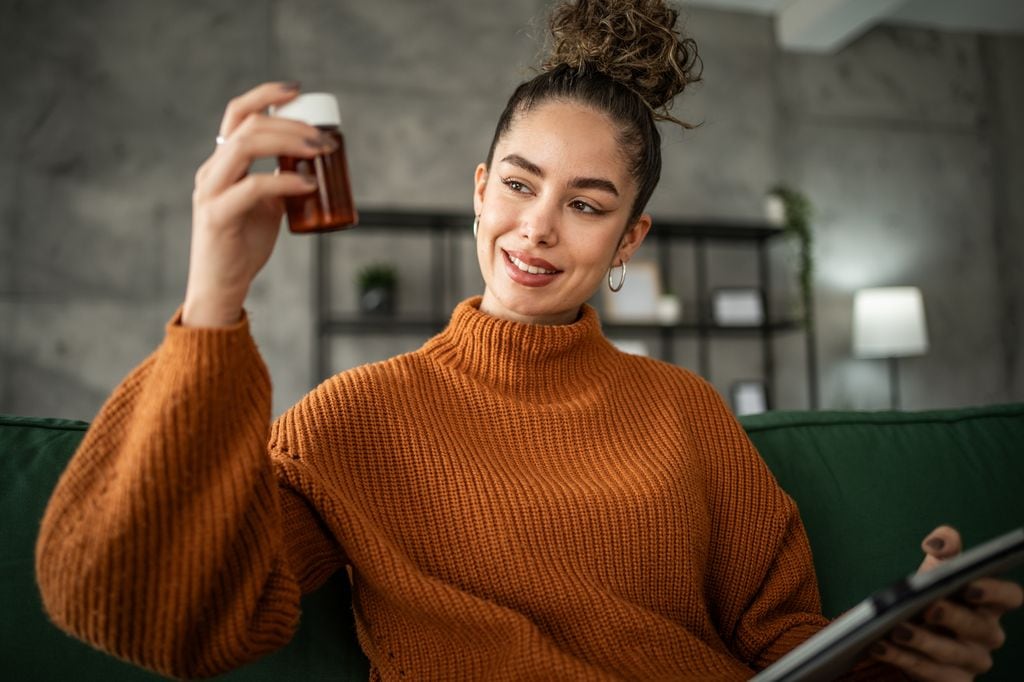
[36,297,902,680]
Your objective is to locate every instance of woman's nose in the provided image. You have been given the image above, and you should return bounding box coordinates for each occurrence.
[520,201,559,246]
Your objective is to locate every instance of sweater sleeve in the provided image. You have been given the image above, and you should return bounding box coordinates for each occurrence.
[686,379,907,679]
[34,307,345,679]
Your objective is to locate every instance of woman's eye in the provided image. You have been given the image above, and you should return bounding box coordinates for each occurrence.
[501,177,530,194]
[570,199,599,214]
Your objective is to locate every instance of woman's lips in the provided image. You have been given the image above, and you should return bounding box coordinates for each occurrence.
[502,249,561,287]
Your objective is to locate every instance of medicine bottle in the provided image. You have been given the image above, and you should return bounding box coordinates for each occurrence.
[271,93,358,234]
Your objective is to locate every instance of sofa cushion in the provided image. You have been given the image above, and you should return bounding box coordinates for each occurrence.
[743,403,1024,678]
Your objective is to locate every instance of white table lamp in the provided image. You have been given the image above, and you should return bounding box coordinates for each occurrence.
[853,287,929,409]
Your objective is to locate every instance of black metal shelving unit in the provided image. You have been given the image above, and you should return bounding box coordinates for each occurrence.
[315,210,819,410]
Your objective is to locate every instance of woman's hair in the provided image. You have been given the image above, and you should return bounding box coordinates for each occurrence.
[485,0,703,223]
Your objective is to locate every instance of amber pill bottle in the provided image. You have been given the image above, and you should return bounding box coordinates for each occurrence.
[271,93,358,233]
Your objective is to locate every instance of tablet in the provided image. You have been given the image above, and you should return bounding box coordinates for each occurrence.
[752,526,1024,682]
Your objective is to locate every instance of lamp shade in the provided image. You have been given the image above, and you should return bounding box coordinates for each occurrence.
[853,287,929,358]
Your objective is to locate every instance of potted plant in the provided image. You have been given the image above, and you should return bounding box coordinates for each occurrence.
[767,185,821,408]
[766,185,814,326]
[357,263,398,315]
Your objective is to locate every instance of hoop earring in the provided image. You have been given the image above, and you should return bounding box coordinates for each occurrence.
[473,214,479,238]
[608,261,627,292]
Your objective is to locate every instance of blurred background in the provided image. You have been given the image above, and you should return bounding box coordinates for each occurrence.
[1,0,1022,420]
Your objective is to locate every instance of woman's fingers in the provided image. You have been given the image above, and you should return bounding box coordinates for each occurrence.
[918,526,963,573]
[218,81,303,140]
[883,622,994,674]
[206,171,318,225]
[886,527,1022,679]
[871,640,976,682]
[964,576,1024,614]
[196,116,334,199]
[923,599,1005,650]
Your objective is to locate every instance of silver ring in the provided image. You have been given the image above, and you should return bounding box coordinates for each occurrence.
[215,135,228,146]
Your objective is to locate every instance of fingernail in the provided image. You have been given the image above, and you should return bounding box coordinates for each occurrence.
[871,642,888,657]
[317,131,339,151]
[280,81,301,91]
[305,137,325,149]
[926,537,945,552]
[966,587,985,601]
[930,606,944,622]
[299,171,317,186]
[892,625,913,642]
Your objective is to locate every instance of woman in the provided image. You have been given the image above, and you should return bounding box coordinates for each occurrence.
[35,1,1020,679]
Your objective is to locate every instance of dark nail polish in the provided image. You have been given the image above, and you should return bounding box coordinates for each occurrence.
[966,586,984,601]
[305,137,324,149]
[930,606,944,622]
[280,81,301,91]
[871,642,887,657]
[926,537,945,551]
[892,625,913,642]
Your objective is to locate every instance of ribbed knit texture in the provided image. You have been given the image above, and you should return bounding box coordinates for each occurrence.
[36,297,904,681]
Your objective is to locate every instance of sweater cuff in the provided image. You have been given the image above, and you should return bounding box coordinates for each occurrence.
[166,301,252,341]
[166,303,250,331]
[162,304,268,380]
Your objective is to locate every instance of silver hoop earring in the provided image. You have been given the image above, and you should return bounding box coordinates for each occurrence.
[608,261,627,292]
[473,214,479,238]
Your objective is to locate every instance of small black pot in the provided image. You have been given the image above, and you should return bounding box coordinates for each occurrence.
[359,285,395,315]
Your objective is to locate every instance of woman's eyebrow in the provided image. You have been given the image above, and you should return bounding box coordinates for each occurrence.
[500,153,619,196]
[570,176,619,196]
[501,153,545,177]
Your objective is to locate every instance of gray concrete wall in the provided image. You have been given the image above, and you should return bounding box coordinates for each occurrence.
[1,1,1021,420]
[777,25,1016,410]
[986,35,1024,402]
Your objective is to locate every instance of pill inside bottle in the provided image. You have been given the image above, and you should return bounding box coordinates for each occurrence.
[270,93,358,234]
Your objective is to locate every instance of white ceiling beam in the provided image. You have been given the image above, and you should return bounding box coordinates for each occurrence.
[776,0,908,53]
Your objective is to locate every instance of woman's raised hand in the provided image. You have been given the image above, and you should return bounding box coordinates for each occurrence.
[182,81,337,327]
[871,526,1024,680]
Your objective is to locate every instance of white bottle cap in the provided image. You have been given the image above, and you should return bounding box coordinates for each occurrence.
[270,92,341,127]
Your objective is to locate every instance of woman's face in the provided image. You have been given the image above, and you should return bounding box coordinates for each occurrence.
[473,100,651,325]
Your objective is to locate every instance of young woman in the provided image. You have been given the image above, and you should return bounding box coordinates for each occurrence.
[36,1,1020,679]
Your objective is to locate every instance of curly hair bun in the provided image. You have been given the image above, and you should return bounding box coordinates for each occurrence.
[543,0,702,124]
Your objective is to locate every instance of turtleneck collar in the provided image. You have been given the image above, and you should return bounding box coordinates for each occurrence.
[422,296,614,402]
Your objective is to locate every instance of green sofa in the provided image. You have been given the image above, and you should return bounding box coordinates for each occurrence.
[3,404,1022,680]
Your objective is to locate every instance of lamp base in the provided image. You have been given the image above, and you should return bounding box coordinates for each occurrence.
[888,356,901,411]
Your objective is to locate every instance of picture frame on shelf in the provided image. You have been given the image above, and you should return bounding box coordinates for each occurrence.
[731,379,767,416]
[712,287,765,327]
[603,260,662,323]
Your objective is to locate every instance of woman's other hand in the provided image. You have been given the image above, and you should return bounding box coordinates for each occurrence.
[870,525,1024,680]
[183,81,336,327]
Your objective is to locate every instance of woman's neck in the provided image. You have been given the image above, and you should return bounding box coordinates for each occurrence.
[479,289,583,326]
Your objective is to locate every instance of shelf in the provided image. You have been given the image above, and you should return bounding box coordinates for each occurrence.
[352,210,472,231]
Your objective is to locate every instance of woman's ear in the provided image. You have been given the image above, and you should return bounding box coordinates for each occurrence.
[617,213,653,263]
[473,163,488,216]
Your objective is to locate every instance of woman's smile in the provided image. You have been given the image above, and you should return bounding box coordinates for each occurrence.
[503,249,562,287]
